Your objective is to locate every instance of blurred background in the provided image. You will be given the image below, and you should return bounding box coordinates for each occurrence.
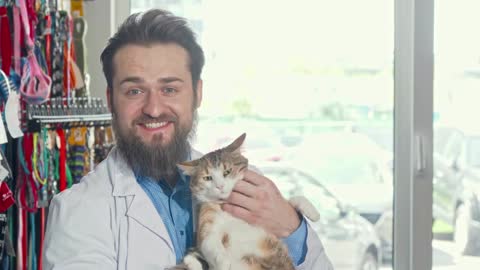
[130,1,480,269]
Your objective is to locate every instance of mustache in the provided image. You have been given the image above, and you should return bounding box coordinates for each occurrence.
[133,114,177,125]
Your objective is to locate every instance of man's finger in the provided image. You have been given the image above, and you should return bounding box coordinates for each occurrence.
[222,203,256,224]
[227,191,257,211]
[232,180,257,197]
[243,170,267,186]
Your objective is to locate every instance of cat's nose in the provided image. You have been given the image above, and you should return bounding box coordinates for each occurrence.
[216,184,224,190]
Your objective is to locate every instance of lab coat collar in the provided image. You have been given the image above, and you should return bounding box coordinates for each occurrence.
[108,147,138,197]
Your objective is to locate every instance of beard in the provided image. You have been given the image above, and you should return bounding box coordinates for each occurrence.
[111,109,198,181]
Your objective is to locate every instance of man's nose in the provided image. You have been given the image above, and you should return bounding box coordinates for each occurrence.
[142,92,167,118]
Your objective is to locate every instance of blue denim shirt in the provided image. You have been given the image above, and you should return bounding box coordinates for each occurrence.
[136,172,308,265]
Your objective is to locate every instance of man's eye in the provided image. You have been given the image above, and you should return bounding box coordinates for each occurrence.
[163,87,177,94]
[127,88,142,96]
[203,176,213,181]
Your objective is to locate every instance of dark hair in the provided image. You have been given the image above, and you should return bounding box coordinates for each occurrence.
[101,9,205,94]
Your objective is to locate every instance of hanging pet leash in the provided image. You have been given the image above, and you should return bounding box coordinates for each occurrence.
[0,6,12,76]
[13,3,21,75]
[18,0,52,104]
[32,132,47,186]
[50,8,63,98]
[56,128,67,192]
[18,134,38,212]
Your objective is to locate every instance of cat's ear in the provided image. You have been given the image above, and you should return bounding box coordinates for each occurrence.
[224,133,246,154]
[177,159,200,175]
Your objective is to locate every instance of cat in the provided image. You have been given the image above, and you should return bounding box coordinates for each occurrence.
[172,133,320,270]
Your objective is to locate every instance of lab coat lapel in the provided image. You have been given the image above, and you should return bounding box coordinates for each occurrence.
[108,147,175,252]
[126,187,175,252]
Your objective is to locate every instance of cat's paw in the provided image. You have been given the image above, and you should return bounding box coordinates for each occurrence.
[165,254,206,270]
[212,257,231,270]
[184,254,206,270]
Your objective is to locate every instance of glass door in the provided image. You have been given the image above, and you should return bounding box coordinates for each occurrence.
[432,0,480,269]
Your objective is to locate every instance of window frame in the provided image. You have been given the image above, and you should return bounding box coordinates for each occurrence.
[394,0,434,269]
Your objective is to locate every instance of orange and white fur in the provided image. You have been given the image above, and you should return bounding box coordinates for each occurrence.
[174,133,320,270]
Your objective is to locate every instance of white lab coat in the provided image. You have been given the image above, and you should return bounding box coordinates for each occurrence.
[43,147,333,270]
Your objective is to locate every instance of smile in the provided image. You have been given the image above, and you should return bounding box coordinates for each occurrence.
[143,122,168,129]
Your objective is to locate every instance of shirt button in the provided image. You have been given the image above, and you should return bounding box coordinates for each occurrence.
[180,230,184,236]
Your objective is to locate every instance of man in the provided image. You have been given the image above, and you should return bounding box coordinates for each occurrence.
[43,9,333,270]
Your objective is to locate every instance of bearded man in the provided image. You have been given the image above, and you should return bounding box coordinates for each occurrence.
[43,9,333,270]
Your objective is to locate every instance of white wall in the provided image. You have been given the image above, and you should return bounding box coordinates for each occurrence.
[82,1,131,102]
[83,0,115,102]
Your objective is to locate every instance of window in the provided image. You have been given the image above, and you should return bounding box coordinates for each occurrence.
[433,1,480,268]
[118,0,451,269]
[130,2,394,269]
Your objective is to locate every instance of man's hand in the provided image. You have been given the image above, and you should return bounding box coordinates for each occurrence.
[222,170,300,238]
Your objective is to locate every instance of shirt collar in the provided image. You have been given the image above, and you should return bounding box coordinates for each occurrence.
[135,152,192,187]
[135,170,189,186]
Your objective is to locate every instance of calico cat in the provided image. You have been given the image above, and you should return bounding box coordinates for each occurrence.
[173,133,320,270]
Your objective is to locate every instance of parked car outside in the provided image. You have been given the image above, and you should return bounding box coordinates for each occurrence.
[432,125,480,255]
[357,123,480,256]
[284,131,394,262]
[259,164,382,270]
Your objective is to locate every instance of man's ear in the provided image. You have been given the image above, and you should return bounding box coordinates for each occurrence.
[195,79,203,109]
[106,88,112,112]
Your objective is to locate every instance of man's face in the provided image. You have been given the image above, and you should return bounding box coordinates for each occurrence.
[108,43,202,179]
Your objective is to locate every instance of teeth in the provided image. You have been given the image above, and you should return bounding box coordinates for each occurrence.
[144,122,167,129]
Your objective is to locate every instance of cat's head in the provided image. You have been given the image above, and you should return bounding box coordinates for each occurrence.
[178,133,248,203]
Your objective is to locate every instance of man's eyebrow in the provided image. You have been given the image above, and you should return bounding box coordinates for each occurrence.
[119,76,184,86]
[159,77,184,83]
[119,76,144,86]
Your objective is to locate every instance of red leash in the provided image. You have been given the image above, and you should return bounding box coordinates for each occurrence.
[0,7,12,75]
[57,129,67,192]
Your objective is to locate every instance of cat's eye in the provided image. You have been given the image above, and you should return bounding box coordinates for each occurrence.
[203,176,213,181]
[223,168,232,177]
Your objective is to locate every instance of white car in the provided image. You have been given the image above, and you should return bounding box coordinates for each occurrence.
[285,131,394,262]
[260,164,382,270]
